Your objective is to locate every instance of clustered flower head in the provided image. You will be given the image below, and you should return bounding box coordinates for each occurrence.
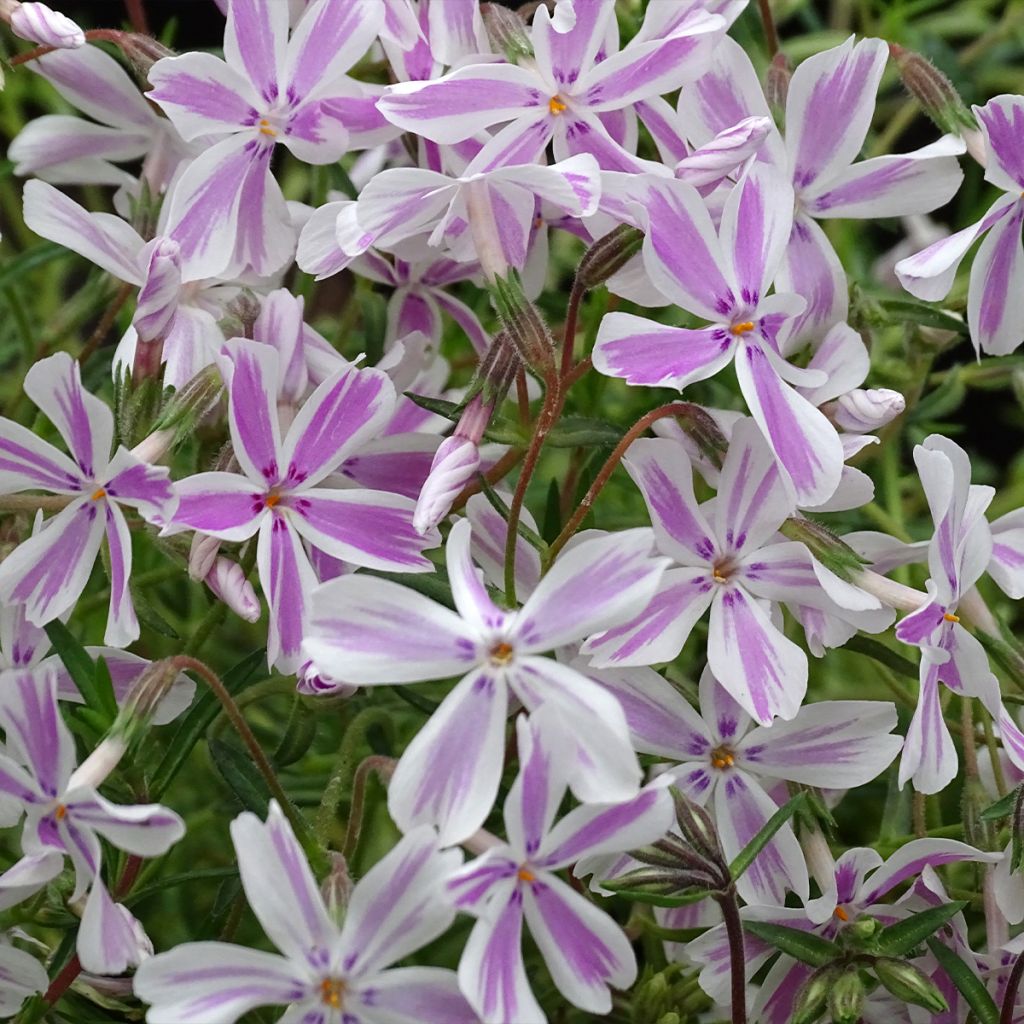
[0,1,1023,1023]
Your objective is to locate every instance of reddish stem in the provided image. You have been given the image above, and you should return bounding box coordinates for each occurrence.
[9,29,127,65]
[561,280,585,378]
[124,0,150,34]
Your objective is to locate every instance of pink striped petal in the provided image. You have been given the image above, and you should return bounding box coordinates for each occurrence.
[505,716,564,861]
[224,0,288,102]
[352,966,476,1024]
[170,472,265,541]
[898,659,957,793]
[975,95,1024,193]
[219,339,283,486]
[775,213,848,343]
[531,0,614,90]
[968,198,1024,356]
[708,585,807,725]
[0,418,81,495]
[388,671,508,845]
[102,503,138,648]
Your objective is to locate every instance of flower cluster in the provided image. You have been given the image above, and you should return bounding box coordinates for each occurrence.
[0,1,1023,1023]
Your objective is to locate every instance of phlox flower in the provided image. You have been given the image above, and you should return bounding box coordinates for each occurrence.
[893,435,1010,792]
[897,94,1024,355]
[134,802,473,1024]
[0,668,184,974]
[304,517,669,844]
[9,45,194,189]
[689,839,997,1024]
[377,0,726,173]
[447,713,673,1024]
[680,35,965,341]
[147,0,386,277]
[583,420,879,723]
[592,665,902,905]
[592,165,846,505]
[0,353,174,646]
[22,180,235,389]
[166,339,434,672]
[0,936,47,1019]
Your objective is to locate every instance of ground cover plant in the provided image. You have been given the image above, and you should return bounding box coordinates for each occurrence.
[0,0,1024,1021]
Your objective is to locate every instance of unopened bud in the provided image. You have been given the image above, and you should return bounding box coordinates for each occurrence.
[672,789,725,867]
[604,864,717,896]
[791,966,838,1024]
[204,557,260,623]
[480,2,533,62]
[66,734,128,791]
[578,225,644,290]
[121,32,174,75]
[111,657,186,733]
[413,435,481,534]
[672,404,730,473]
[151,364,224,442]
[6,2,84,48]
[889,44,978,135]
[848,914,882,943]
[320,852,354,926]
[130,427,174,465]
[296,660,358,699]
[133,237,182,343]
[827,388,905,433]
[489,271,556,376]
[764,52,791,119]
[828,968,865,1024]
[224,292,262,340]
[674,116,773,189]
[780,516,866,583]
[188,533,221,581]
[874,958,948,1013]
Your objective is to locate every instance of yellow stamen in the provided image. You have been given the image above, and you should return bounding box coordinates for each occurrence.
[517,866,535,882]
[489,641,514,665]
[265,492,281,509]
[320,978,345,1009]
[709,745,735,770]
[90,488,106,501]
[258,118,277,138]
[548,96,567,115]
[834,906,849,922]
[712,571,727,583]
[729,321,755,336]
[943,612,960,623]
[55,804,67,821]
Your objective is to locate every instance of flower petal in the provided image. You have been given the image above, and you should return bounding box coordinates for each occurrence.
[388,672,508,846]
[708,586,807,725]
[228,801,335,969]
[305,574,478,684]
[0,668,73,800]
[775,213,848,343]
[785,37,888,192]
[0,416,81,494]
[593,315,736,390]
[257,514,317,673]
[102,502,138,648]
[975,95,1024,193]
[505,715,565,861]
[515,528,667,652]
[522,872,636,1014]
[280,362,395,488]
[133,942,308,1024]
[224,0,288,103]
[967,196,1024,356]
[739,700,901,787]
[857,838,998,906]
[349,967,477,1024]
[898,659,957,794]
[338,825,463,975]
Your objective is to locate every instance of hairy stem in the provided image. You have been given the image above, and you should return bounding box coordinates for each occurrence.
[714,887,747,1024]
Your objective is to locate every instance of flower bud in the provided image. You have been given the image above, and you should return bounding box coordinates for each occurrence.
[828,388,905,433]
[674,116,773,189]
[320,852,354,926]
[224,292,262,340]
[66,735,128,791]
[7,2,84,48]
[121,32,174,75]
[204,557,260,623]
[672,789,725,868]
[848,914,882,943]
[481,2,533,62]
[151,364,224,445]
[489,271,557,377]
[874,958,948,1013]
[129,427,175,465]
[764,52,791,119]
[780,516,866,583]
[672,404,730,473]
[577,225,644,290]
[133,238,182,343]
[828,968,865,1024]
[790,966,838,1024]
[296,660,358,699]
[413,435,481,534]
[604,864,718,896]
[188,532,221,581]
[889,43,978,135]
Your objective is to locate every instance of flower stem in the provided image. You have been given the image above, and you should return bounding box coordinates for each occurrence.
[341,755,396,862]
[1003,949,1024,1024]
[756,0,780,57]
[714,887,747,1024]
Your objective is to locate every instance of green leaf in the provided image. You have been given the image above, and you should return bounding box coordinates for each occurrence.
[272,698,318,768]
[210,739,270,815]
[92,657,119,721]
[129,584,181,639]
[124,867,238,908]
[729,793,806,882]
[542,477,562,544]
[389,685,440,716]
[0,242,70,290]
[875,901,968,957]
[479,478,547,553]
[876,295,968,335]
[404,392,461,422]
[845,635,920,680]
[981,783,1021,821]
[927,938,999,1024]
[148,649,265,799]
[44,621,106,717]
[544,415,621,448]
[598,883,711,909]
[742,920,842,967]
